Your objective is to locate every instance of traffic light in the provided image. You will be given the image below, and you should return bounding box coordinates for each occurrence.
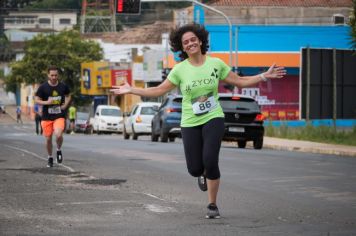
[161,68,171,81]
[115,0,141,14]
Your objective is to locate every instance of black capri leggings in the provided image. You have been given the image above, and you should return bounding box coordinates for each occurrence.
[181,117,225,180]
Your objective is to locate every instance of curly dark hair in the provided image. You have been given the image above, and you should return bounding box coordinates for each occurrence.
[169,23,209,61]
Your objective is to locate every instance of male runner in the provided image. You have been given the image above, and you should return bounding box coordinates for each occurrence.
[35,66,71,167]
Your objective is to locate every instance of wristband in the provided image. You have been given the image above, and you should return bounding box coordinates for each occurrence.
[259,73,267,82]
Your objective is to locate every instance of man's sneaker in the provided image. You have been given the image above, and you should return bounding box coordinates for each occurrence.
[198,175,207,191]
[47,157,53,168]
[206,203,221,219]
[56,150,63,164]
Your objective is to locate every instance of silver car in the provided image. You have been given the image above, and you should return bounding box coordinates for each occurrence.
[123,102,161,140]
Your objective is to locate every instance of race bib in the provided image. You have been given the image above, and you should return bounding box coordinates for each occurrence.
[191,94,217,116]
[48,106,61,114]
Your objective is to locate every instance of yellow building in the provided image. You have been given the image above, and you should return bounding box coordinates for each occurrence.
[80,61,143,112]
[81,61,110,95]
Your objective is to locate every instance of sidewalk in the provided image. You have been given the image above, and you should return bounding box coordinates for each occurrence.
[3,105,33,124]
[263,136,356,157]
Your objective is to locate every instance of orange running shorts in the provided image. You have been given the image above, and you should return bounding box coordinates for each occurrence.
[41,118,65,137]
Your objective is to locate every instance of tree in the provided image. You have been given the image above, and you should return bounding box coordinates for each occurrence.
[5,30,103,106]
[0,35,15,62]
[351,0,356,49]
[25,0,81,10]
[2,0,37,9]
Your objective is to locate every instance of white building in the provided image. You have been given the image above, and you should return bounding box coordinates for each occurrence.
[4,11,77,31]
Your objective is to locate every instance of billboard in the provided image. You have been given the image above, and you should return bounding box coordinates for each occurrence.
[111,69,132,86]
[143,50,164,82]
[301,48,356,119]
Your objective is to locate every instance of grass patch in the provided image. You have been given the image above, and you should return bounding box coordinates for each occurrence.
[265,124,356,146]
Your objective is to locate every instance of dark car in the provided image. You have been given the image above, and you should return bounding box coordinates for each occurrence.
[219,94,265,149]
[0,102,5,114]
[151,93,264,148]
[151,95,182,142]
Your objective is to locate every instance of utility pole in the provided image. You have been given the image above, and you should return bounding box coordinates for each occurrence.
[306,47,310,122]
[332,48,337,129]
[81,0,117,33]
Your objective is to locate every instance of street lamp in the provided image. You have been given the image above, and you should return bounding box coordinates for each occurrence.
[140,0,234,67]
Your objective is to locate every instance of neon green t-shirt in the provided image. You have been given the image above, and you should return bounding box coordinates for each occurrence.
[168,56,231,127]
[68,106,76,119]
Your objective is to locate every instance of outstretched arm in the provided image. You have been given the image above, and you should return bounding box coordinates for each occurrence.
[110,79,176,97]
[223,63,286,88]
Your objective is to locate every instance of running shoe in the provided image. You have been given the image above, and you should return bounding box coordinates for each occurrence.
[206,203,221,219]
[198,175,207,191]
[56,150,63,164]
[47,157,53,168]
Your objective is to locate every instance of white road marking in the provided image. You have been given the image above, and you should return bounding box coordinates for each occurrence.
[56,200,131,206]
[144,204,176,213]
[141,192,178,203]
[141,192,165,201]
[5,133,27,136]
[56,201,177,214]
[2,144,75,172]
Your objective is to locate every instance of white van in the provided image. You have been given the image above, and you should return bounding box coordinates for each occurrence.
[92,105,123,134]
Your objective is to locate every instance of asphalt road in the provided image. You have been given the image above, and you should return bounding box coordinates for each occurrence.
[1,122,356,236]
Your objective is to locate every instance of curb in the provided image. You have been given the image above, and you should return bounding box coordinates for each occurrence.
[4,105,33,124]
[263,143,356,158]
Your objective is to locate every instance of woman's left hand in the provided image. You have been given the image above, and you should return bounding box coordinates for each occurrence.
[264,63,287,79]
[110,82,132,95]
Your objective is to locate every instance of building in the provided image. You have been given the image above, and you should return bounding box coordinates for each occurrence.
[170,0,354,121]
[4,10,77,31]
[80,21,173,112]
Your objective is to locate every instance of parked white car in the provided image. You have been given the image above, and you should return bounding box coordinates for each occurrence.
[92,105,123,134]
[123,102,161,140]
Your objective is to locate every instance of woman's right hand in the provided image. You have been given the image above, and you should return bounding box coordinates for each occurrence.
[110,82,132,95]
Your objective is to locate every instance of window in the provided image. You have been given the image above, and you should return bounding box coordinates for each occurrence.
[332,14,345,25]
[219,98,260,113]
[5,19,15,24]
[101,109,121,117]
[131,106,138,115]
[39,18,51,24]
[60,18,71,24]
[140,107,156,115]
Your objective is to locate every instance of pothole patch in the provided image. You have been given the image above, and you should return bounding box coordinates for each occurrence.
[76,178,127,186]
[129,158,148,161]
[70,174,89,178]
[3,167,77,176]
